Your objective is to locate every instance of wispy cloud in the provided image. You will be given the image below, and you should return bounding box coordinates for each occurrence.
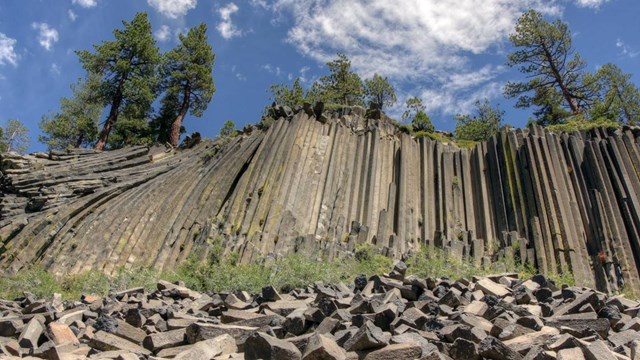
[232,65,246,81]
[32,23,59,51]
[51,63,61,75]
[217,3,242,40]
[68,9,78,21]
[0,33,18,66]
[71,0,97,8]
[261,64,282,76]
[616,38,639,58]
[573,0,609,9]
[147,0,197,19]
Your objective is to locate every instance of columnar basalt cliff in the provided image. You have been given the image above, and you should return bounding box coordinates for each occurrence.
[1,107,640,294]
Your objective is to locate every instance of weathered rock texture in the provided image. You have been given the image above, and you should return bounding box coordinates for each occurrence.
[2,266,640,359]
[1,107,640,293]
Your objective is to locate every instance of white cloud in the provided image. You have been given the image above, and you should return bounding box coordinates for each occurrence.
[298,66,312,84]
[68,9,78,21]
[155,25,172,42]
[51,63,61,75]
[0,33,18,66]
[261,64,282,76]
[217,3,242,40]
[232,65,246,81]
[616,38,639,59]
[154,25,187,42]
[147,0,197,19]
[250,0,269,9]
[72,0,97,8]
[573,0,609,9]
[259,0,578,115]
[32,23,59,51]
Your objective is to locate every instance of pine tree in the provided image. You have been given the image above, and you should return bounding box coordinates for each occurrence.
[364,73,396,110]
[403,97,433,133]
[317,53,364,107]
[504,10,596,122]
[455,99,504,142]
[527,86,573,126]
[589,64,640,125]
[77,12,160,150]
[107,116,153,149]
[160,23,215,147]
[219,120,236,138]
[2,119,30,153]
[269,78,306,108]
[39,75,101,150]
[150,92,183,145]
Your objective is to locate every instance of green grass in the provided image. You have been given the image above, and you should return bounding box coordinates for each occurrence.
[0,245,578,301]
[0,266,61,299]
[455,139,480,149]
[408,246,521,280]
[546,117,620,134]
[547,271,576,287]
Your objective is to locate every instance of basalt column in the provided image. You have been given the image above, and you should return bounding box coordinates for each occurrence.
[1,110,640,294]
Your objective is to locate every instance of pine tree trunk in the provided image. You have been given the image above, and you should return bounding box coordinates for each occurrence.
[564,92,581,115]
[74,133,84,149]
[95,82,124,151]
[542,45,581,115]
[7,131,15,152]
[95,97,121,151]
[169,88,190,147]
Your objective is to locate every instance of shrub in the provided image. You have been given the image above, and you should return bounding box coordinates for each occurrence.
[455,139,480,149]
[62,271,110,299]
[353,243,393,276]
[110,267,166,292]
[0,266,62,300]
[454,99,503,142]
[397,124,413,135]
[270,255,344,292]
[548,271,575,287]
[546,116,620,134]
[412,111,434,133]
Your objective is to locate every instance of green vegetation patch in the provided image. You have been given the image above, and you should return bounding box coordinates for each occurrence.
[546,117,621,134]
[0,244,583,301]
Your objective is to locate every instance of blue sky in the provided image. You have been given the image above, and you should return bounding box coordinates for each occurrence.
[0,0,638,152]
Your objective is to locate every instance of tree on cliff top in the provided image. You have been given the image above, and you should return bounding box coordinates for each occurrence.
[365,73,397,110]
[403,97,433,133]
[316,53,364,107]
[219,120,236,138]
[1,119,30,154]
[455,99,504,142]
[504,10,596,124]
[589,63,640,125]
[77,12,160,150]
[268,78,306,108]
[39,75,101,151]
[160,23,215,147]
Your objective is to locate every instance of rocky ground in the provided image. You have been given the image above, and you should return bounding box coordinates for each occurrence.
[1,262,640,359]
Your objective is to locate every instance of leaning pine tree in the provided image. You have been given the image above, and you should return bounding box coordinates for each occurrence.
[160,23,215,147]
[76,12,160,150]
[504,10,596,124]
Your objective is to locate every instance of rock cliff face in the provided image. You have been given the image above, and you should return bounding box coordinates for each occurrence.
[1,108,640,294]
